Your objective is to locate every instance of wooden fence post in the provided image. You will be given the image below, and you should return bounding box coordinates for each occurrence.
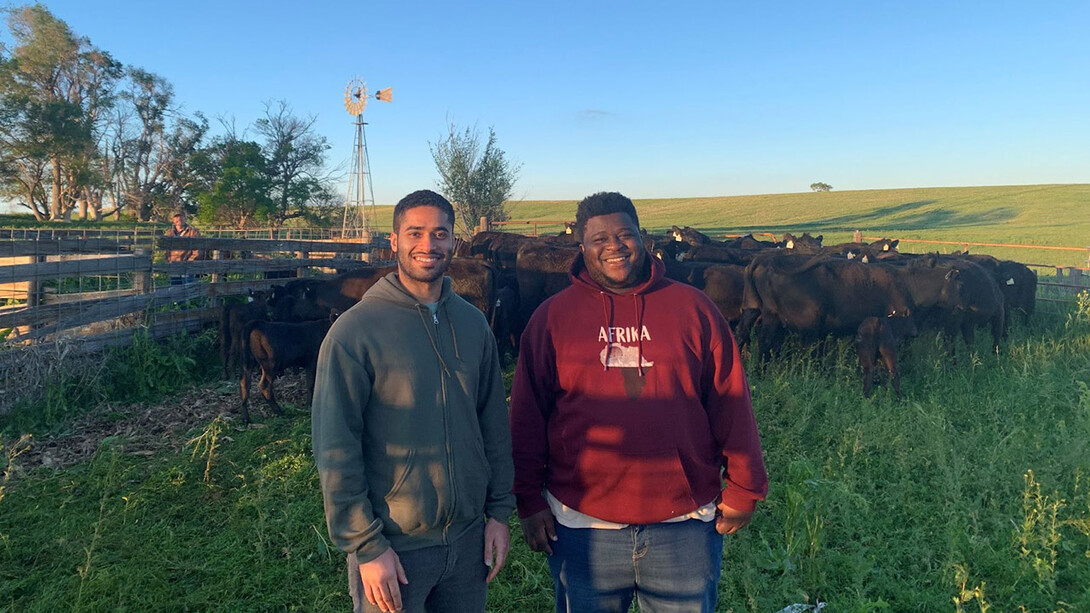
[297,250,309,278]
[133,248,152,294]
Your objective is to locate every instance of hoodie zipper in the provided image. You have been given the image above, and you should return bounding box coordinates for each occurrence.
[427,304,457,542]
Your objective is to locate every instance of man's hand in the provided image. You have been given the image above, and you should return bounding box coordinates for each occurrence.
[716,501,754,535]
[359,548,408,612]
[518,509,557,555]
[483,517,510,582]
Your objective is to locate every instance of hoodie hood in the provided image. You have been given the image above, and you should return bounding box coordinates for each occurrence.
[363,272,461,365]
[366,272,455,308]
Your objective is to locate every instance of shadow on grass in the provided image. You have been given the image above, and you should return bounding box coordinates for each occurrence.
[693,200,1022,236]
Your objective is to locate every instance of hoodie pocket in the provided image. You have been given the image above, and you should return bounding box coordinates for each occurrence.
[383,449,431,536]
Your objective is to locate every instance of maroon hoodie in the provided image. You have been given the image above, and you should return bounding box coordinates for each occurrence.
[510,253,768,524]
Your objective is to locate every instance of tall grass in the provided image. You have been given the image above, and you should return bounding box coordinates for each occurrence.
[0,308,1087,611]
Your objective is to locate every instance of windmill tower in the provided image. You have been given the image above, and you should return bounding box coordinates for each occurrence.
[341,77,392,240]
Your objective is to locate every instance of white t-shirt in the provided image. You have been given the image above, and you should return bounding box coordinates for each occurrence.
[546,490,717,529]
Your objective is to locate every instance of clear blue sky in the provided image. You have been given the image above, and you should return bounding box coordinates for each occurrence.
[13,1,1090,205]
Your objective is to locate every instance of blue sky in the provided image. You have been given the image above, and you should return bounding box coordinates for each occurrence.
[11,1,1090,205]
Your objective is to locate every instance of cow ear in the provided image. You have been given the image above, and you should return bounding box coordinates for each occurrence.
[890,240,899,249]
[816,235,823,243]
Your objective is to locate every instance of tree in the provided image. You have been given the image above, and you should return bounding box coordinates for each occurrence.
[254,100,335,228]
[810,182,832,192]
[430,122,519,234]
[102,68,207,221]
[0,4,121,220]
[190,137,274,229]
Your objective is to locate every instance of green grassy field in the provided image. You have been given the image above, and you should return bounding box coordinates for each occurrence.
[2,306,1089,612]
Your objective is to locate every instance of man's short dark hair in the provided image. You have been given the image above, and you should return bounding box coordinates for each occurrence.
[574,192,640,240]
[392,190,456,232]
[172,211,185,219]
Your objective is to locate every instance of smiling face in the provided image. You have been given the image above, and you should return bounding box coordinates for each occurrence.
[580,212,649,293]
[389,205,454,301]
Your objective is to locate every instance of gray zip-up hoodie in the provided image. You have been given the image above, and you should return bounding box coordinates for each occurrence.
[312,272,515,563]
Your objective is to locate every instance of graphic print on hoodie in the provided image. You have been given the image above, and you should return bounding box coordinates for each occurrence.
[598,324,654,399]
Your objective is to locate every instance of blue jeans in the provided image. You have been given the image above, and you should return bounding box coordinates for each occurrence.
[548,520,723,613]
[348,521,488,613]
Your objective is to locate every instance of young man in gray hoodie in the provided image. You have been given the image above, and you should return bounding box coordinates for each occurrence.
[312,190,515,613]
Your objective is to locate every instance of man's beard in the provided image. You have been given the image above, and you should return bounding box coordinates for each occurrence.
[397,247,453,284]
[586,253,651,292]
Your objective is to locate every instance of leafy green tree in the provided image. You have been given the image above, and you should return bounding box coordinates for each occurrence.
[810,182,833,192]
[0,4,121,220]
[430,122,519,234]
[254,100,335,228]
[190,137,274,228]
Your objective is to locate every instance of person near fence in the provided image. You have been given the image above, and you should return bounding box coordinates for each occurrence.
[312,189,515,613]
[510,191,769,613]
[164,211,203,285]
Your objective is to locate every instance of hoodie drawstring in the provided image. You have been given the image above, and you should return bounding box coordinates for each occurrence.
[635,293,646,377]
[601,292,614,371]
[445,303,461,361]
[417,305,451,376]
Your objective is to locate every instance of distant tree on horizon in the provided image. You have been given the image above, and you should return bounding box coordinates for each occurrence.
[810,182,833,192]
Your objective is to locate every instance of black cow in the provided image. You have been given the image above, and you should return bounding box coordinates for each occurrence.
[239,317,334,424]
[855,314,918,399]
[908,255,1006,357]
[468,231,538,273]
[220,289,270,379]
[780,232,824,254]
[657,253,746,325]
[738,252,915,363]
[958,254,1037,329]
[515,241,579,327]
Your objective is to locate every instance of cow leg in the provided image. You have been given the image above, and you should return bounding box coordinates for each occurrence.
[238,363,252,425]
[991,307,1005,354]
[259,367,284,416]
[757,318,783,365]
[878,336,902,399]
[857,343,876,397]
[960,318,976,352]
[736,308,761,353]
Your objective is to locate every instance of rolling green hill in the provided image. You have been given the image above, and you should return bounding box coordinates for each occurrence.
[494,184,1090,267]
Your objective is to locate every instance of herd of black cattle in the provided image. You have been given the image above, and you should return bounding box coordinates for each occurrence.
[219,227,1038,422]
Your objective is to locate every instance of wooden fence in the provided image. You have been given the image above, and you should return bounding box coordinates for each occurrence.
[0,235,390,360]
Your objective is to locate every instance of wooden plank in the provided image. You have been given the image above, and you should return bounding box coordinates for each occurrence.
[0,282,211,340]
[157,236,376,254]
[157,257,358,276]
[0,308,219,359]
[0,254,152,284]
[0,275,320,332]
[0,238,131,257]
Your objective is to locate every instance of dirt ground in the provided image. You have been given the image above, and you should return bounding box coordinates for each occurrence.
[12,373,312,473]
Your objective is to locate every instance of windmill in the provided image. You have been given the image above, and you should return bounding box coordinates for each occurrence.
[340,77,392,241]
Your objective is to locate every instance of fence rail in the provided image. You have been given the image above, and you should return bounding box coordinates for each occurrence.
[0,234,388,359]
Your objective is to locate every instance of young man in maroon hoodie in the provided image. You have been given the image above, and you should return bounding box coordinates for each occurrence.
[510,192,768,613]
